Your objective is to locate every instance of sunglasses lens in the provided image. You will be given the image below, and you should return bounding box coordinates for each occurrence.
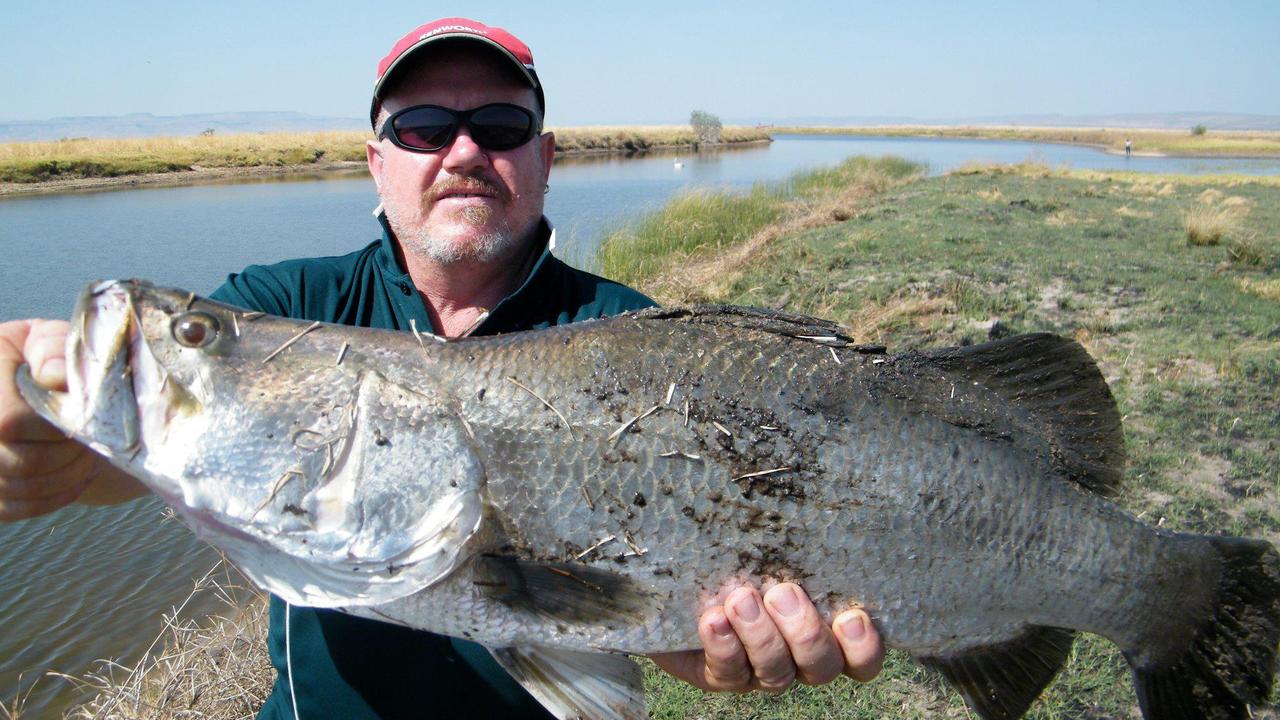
[391,107,456,150]
[469,105,536,150]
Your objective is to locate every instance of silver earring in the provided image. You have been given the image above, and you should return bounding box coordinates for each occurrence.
[543,184,550,194]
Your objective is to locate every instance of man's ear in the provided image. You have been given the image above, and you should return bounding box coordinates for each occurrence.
[538,131,555,183]
[366,140,384,191]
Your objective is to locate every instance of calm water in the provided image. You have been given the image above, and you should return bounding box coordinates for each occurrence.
[2,134,1278,714]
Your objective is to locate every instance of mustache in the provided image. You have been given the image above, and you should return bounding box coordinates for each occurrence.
[428,175,511,203]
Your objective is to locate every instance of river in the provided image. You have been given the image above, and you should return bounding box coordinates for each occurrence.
[2,134,1278,715]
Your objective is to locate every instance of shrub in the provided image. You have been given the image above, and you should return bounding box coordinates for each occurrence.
[1183,203,1239,246]
[1227,235,1268,266]
[1191,124,1208,136]
[690,110,722,146]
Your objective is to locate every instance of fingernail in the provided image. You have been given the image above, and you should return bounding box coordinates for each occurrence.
[732,592,761,623]
[708,612,733,638]
[838,612,866,641]
[768,586,801,617]
[34,357,66,387]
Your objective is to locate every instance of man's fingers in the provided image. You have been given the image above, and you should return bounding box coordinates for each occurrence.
[725,587,795,692]
[0,320,71,443]
[763,583,845,686]
[834,608,885,683]
[24,320,71,389]
[0,453,92,522]
[0,450,95,500]
[697,608,751,692]
[0,483,87,522]
[0,438,90,478]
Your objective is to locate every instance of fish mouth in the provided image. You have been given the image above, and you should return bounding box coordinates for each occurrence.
[17,280,150,460]
[65,280,146,458]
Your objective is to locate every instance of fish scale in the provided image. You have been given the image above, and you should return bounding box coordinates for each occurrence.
[19,281,1280,720]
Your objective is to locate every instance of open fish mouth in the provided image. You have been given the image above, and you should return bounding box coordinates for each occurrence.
[20,280,146,459]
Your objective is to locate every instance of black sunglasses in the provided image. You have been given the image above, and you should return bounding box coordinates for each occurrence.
[380,103,542,153]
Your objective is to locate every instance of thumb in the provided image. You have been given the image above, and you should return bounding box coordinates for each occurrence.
[834,608,884,683]
[25,320,70,390]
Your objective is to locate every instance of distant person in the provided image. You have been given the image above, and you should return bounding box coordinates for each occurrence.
[1125,138,1132,158]
[0,16,885,720]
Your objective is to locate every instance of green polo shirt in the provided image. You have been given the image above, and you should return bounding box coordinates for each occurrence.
[210,216,654,720]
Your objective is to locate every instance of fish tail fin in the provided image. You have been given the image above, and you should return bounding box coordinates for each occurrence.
[1127,536,1280,720]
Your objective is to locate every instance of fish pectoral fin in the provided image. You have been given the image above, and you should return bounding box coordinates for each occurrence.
[475,555,663,624]
[920,626,1075,720]
[489,645,645,720]
[292,369,484,600]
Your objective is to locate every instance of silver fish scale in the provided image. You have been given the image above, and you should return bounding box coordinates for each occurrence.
[342,315,1218,661]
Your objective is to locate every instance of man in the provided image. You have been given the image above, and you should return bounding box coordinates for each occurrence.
[0,18,883,718]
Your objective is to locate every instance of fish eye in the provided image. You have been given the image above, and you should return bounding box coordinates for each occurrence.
[172,312,220,348]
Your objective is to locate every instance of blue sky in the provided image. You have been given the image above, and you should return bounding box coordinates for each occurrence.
[3,0,1277,125]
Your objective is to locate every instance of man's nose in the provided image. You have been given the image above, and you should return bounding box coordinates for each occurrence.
[441,126,490,174]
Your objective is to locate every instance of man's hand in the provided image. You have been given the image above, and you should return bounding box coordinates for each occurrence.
[650,583,884,693]
[0,319,146,521]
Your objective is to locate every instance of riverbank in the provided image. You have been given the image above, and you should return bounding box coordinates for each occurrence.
[0,126,771,197]
[775,125,1280,159]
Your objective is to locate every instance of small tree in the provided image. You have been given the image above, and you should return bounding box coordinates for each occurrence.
[690,110,722,146]
[1191,124,1207,136]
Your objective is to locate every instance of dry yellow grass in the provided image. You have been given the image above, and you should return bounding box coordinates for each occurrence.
[549,125,770,152]
[1072,167,1280,188]
[778,125,1280,157]
[1183,188,1251,246]
[1237,277,1280,302]
[0,131,371,163]
[0,126,773,185]
[53,562,271,720]
[1184,205,1238,246]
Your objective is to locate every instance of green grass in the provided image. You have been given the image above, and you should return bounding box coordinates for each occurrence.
[602,158,1280,719]
[598,156,923,292]
[598,185,788,288]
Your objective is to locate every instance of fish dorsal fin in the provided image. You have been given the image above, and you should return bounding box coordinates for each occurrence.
[921,626,1076,720]
[910,333,1125,496]
[489,646,645,720]
[631,305,886,353]
[475,555,663,625]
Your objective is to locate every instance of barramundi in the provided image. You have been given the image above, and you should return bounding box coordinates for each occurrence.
[19,280,1280,720]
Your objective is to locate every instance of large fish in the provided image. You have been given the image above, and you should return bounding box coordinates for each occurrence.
[18,280,1280,720]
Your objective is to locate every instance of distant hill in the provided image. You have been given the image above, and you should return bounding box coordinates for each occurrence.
[0,112,367,142]
[739,112,1280,132]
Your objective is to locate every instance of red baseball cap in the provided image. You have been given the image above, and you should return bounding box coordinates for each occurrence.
[370,17,545,127]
